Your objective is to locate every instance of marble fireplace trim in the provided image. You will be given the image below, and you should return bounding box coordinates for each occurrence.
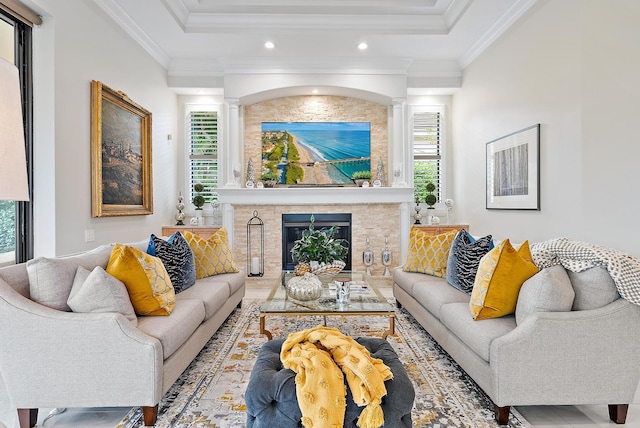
[217,187,414,278]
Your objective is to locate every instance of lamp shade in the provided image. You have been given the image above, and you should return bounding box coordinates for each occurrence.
[0,57,29,201]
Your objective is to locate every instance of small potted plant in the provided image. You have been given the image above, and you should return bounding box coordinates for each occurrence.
[259,171,279,188]
[352,170,372,187]
[192,183,206,224]
[290,214,349,274]
[425,181,437,209]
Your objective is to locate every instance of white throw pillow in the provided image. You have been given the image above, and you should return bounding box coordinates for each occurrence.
[515,265,575,325]
[27,257,79,311]
[68,266,138,326]
[26,245,114,311]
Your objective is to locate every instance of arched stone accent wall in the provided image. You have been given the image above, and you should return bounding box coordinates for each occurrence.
[243,95,388,179]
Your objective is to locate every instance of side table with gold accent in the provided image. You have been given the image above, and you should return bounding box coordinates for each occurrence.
[161,226,220,239]
[413,224,469,235]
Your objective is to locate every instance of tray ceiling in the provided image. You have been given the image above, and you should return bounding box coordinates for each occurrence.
[92,0,538,90]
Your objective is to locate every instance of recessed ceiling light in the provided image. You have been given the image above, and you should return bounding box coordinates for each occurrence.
[358,42,368,50]
[264,41,275,49]
[312,89,319,94]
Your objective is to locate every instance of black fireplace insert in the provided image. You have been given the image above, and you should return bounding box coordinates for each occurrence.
[281,213,352,271]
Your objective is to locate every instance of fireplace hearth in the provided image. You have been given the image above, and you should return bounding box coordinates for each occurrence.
[282,213,352,271]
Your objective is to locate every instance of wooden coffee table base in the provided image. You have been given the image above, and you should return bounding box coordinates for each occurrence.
[259,311,395,341]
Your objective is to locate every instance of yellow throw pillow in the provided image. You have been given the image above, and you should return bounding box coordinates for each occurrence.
[183,228,239,279]
[106,244,175,316]
[469,239,539,320]
[403,228,458,278]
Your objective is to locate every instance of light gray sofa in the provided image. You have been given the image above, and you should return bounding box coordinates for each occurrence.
[393,262,640,425]
[0,239,245,428]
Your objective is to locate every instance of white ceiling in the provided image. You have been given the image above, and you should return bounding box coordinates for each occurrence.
[92,0,538,93]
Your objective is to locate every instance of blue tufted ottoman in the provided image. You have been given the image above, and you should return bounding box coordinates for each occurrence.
[245,337,414,427]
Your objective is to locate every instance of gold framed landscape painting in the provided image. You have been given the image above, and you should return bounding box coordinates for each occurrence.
[91,80,153,217]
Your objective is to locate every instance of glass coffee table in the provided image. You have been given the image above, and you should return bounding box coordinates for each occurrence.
[259,271,395,340]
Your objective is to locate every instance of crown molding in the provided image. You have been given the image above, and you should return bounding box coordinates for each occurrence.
[92,0,171,67]
[185,13,449,35]
[161,0,473,35]
[460,0,539,68]
[168,57,415,77]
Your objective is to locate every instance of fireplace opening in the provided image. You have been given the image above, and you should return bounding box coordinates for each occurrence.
[282,213,352,271]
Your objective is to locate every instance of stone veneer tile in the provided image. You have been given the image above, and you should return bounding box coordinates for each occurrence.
[243,95,389,184]
[236,95,398,277]
[234,204,401,278]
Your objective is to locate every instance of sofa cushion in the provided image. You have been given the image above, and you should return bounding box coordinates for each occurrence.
[411,278,470,321]
[208,271,245,296]
[446,229,493,294]
[440,302,516,363]
[136,298,205,360]
[393,268,434,296]
[68,266,138,326]
[176,278,230,320]
[515,265,575,325]
[469,240,539,320]
[26,244,114,311]
[106,244,176,316]
[183,228,239,279]
[403,227,457,278]
[147,232,196,293]
[567,267,620,310]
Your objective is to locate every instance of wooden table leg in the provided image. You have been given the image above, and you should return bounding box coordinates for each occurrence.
[259,314,273,340]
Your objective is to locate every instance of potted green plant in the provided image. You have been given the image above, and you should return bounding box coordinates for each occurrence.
[352,170,372,187]
[425,181,437,208]
[191,183,206,224]
[291,215,349,273]
[259,171,279,188]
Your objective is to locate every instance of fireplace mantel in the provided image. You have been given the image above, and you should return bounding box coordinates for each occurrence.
[217,187,415,205]
[217,186,414,276]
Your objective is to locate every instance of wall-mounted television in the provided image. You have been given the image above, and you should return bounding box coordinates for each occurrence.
[261,121,371,186]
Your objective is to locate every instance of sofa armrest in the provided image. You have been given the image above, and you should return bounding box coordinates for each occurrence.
[489,298,640,406]
[0,278,163,409]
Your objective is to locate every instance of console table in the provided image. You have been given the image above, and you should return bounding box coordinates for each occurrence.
[414,224,469,235]
[161,225,220,239]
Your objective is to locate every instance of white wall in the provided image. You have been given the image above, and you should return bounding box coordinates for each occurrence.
[30,0,178,256]
[452,0,640,257]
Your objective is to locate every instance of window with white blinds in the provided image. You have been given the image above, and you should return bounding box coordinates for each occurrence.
[412,109,443,203]
[187,109,218,205]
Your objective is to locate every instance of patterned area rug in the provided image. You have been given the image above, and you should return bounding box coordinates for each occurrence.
[117,300,531,427]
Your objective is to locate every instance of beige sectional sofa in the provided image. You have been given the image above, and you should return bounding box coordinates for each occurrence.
[394,238,640,425]
[0,238,245,428]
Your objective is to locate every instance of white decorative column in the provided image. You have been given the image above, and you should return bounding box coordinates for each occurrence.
[222,98,240,246]
[391,97,407,182]
[392,98,411,263]
[224,98,240,188]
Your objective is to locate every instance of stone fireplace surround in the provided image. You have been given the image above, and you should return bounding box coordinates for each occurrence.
[217,187,414,278]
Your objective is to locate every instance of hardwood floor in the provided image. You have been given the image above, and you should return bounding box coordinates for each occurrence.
[1,277,638,427]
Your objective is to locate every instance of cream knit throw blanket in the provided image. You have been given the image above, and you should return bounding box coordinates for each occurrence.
[530,238,640,305]
[280,326,393,428]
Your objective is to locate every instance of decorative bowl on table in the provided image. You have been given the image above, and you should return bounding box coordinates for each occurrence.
[286,272,323,301]
[311,260,346,275]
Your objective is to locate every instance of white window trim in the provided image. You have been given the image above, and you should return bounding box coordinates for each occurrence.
[184,103,222,211]
[408,104,447,205]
